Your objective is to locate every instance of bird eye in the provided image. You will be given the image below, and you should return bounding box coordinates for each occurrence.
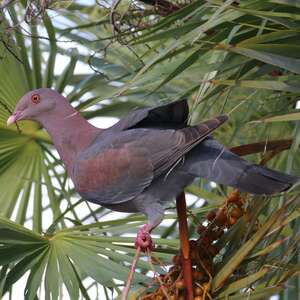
[31,94,41,104]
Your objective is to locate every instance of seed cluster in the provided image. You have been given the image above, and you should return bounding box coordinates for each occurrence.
[141,190,245,300]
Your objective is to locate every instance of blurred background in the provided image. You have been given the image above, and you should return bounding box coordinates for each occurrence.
[0,0,300,299]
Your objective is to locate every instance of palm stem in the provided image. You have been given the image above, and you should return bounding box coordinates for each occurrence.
[176,192,193,300]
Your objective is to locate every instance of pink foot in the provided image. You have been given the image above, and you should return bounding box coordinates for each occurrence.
[135,224,154,252]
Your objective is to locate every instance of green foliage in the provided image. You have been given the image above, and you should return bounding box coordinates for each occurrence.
[0,0,300,299]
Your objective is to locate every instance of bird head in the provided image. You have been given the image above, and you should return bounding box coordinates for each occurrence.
[7,88,61,126]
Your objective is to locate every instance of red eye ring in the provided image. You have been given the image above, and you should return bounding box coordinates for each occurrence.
[31,94,40,104]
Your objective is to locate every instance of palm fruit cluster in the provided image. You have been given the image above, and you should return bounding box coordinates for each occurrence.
[141,190,245,300]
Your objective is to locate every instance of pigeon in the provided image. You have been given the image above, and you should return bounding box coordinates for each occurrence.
[7,88,299,250]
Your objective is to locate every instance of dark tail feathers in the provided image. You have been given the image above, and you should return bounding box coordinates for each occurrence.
[184,138,299,195]
[235,164,298,194]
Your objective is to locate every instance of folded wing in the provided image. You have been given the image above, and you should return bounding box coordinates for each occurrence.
[111,99,189,131]
[74,115,228,204]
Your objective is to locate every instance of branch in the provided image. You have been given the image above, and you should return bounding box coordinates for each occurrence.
[230,139,293,157]
[138,0,180,16]
[121,246,141,300]
[0,0,15,10]
[176,192,194,300]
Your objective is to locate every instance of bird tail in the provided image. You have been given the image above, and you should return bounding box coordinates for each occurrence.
[184,138,299,195]
[232,164,298,194]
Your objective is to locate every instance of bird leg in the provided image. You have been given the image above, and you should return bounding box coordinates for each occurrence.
[135,202,164,252]
[176,192,194,300]
[122,229,151,300]
[135,224,155,251]
[122,203,163,299]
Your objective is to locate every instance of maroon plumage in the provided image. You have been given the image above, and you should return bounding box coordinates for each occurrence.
[8,88,299,249]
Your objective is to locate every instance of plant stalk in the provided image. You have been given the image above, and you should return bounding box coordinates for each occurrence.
[176,192,193,300]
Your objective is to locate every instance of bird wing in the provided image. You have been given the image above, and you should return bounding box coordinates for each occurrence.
[111,99,189,131]
[151,115,228,178]
[73,140,154,205]
[73,115,227,205]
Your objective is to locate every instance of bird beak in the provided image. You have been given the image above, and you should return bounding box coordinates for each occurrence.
[7,111,23,126]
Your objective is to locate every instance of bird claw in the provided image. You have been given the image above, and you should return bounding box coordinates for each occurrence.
[135,224,155,252]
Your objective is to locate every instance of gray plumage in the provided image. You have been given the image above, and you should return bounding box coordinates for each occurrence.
[8,90,299,231]
[73,99,298,229]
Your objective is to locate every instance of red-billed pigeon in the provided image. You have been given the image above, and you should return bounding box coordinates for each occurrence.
[7,88,299,250]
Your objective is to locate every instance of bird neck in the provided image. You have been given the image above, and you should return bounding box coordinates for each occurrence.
[41,105,101,175]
